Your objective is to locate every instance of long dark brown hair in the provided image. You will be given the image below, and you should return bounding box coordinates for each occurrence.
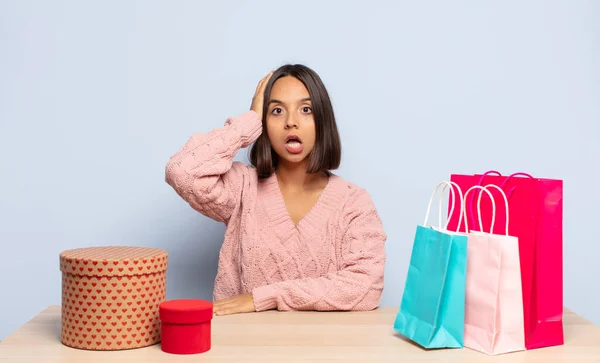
[250,64,341,178]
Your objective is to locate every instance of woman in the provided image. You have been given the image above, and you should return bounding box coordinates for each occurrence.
[165,64,387,315]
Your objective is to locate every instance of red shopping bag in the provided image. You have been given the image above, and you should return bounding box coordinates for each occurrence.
[447,170,563,349]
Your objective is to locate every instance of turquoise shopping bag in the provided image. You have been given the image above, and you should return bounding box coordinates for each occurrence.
[394,181,468,348]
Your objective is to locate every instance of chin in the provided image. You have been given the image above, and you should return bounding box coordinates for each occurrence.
[274,149,310,165]
[281,154,308,164]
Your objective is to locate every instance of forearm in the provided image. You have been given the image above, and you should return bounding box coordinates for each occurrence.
[165,111,261,221]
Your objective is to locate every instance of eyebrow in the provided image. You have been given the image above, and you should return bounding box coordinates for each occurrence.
[269,98,311,105]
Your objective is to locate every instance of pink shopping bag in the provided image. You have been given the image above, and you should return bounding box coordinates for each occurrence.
[461,184,525,355]
[448,171,563,349]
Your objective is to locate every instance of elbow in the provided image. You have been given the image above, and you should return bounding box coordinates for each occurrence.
[327,271,384,312]
[353,287,383,311]
[165,157,184,187]
[351,266,385,311]
[164,158,193,200]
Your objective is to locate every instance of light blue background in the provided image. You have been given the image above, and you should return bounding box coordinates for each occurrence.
[1,1,598,341]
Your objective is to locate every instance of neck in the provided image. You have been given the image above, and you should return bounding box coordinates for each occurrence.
[275,160,326,190]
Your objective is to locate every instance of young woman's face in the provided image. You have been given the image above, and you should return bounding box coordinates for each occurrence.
[266,76,316,167]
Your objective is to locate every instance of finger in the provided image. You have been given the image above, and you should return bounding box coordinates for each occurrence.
[214,300,237,313]
[257,72,270,87]
[213,299,232,309]
[264,71,273,84]
[214,305,236,316]
[262,71,273,82]
[214,300,232,310]
[215,306,239,316]
[258,71,273,89]
[255,78,265,92]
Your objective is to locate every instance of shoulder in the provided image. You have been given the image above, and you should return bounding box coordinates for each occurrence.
[329,174,387,245]
[329,174,376,203]
[329,174,382,221]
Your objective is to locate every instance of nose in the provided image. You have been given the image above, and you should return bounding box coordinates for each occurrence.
[285,115,298,129]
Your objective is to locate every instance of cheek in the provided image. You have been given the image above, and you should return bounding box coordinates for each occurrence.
[265,121,279,140]
[266,127,286,151]
[304,121,317,146]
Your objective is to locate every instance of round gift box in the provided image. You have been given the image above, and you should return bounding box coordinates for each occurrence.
[59,246,168,350]
[159,299,213,354]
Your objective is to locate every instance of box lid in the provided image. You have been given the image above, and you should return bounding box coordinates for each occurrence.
[159,299,213,324]
[60,246,168,277]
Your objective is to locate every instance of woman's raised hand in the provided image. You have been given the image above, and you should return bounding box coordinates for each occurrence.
[250,71,274,119]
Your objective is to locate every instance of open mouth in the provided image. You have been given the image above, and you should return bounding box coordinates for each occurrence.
[284,134,303,154]
[285,134,302,146]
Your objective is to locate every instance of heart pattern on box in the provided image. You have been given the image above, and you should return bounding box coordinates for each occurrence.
[60,270,167,350]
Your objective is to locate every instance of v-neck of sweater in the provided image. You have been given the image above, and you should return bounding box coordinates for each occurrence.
[258,172,348,241]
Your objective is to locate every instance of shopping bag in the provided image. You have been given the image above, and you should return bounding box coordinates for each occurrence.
[462,184,526,355]
[394,181,468,348]
[447,170,563,349]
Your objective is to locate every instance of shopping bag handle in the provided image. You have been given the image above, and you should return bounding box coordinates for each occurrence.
[476,171,534,193]
[424,181,464,232]
[463,185,496,233]
[468,170,534,227]
[476,170,502,184]
[499,172,534,190]
[482,184,510,235]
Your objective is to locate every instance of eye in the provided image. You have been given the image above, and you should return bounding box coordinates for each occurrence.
[302,106,312,113]
[271,107,283,115]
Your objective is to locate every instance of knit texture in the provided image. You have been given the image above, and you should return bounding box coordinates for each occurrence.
[165,111,387,312]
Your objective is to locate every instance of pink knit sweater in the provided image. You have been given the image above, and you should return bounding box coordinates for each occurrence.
[165,110,387,312]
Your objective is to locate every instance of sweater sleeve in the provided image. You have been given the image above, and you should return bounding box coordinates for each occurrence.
[251,188,387,312]
[165,111,262,223]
